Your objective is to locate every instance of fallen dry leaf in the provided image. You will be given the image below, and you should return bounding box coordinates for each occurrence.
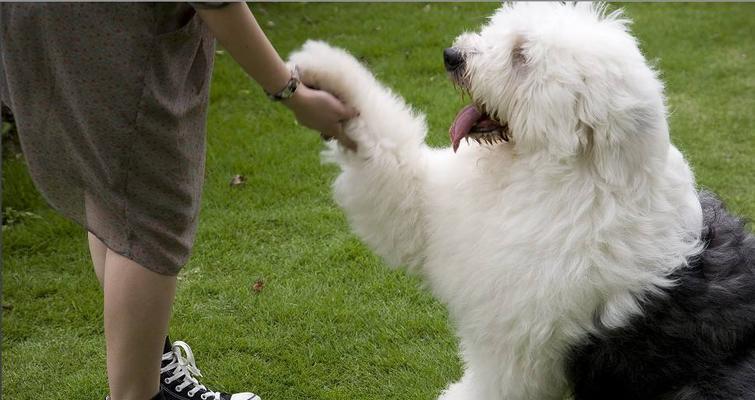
[230,174,247,187]
[252,279,265,294]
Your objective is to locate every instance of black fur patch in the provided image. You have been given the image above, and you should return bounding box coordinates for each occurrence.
[566,191,755,400]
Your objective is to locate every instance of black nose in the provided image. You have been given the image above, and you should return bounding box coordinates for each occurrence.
[443,47,464,72]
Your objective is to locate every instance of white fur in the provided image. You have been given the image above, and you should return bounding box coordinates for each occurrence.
[290,3,703,399]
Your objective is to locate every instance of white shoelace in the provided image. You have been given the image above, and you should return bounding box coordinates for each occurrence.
[161,341,222,400]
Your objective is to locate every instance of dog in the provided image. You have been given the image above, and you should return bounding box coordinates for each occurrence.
[289,3,755,399]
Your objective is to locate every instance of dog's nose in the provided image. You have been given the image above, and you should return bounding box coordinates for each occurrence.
[444,47,464,72]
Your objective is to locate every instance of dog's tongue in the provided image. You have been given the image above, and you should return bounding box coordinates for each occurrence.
[449,105,481,153]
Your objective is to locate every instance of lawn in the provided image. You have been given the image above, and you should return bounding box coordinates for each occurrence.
[2,3,753,399]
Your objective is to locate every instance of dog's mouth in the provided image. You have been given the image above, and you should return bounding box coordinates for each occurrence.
[449,104,509,153]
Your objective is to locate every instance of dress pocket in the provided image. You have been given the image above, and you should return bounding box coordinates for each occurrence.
[149,6,211,97]
[152,2,203,40]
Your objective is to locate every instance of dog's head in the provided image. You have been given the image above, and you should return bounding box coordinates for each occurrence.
[447,3,670,184]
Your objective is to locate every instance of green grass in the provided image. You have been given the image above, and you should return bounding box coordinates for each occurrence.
[3,3,753,399]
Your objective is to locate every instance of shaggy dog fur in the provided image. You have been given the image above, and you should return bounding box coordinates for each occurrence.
[289,3,755,399]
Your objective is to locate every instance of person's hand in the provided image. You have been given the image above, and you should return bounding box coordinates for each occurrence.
[283,84,359,151]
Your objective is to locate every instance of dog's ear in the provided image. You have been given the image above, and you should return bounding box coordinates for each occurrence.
[510,79,584,158]
[576,83,666,186]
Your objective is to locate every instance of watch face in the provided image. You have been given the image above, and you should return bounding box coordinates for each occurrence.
[283,77,299,99]
[269,66,300,100]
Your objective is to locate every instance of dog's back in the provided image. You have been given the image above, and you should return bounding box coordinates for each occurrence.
[567,190,755,400]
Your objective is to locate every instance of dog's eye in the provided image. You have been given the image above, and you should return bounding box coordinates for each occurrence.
[512,46,526,66]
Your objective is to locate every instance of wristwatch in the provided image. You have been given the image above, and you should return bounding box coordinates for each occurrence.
[267,64,300,101]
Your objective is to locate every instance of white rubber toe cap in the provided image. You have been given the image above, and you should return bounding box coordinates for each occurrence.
[230,393,261,400]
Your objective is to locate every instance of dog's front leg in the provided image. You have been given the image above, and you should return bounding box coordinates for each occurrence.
[290,41,430,270]
[437,369,488,400]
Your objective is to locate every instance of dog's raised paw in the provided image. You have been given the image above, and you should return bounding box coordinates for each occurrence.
[288,40,375,104]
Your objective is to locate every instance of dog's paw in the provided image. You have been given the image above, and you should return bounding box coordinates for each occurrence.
[288,40,375,105]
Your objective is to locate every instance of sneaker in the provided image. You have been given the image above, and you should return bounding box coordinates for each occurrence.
[161,338,261,400]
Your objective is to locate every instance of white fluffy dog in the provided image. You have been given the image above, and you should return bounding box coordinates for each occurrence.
[290,3,755,400]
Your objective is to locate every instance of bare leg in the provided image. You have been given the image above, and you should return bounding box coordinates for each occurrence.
[104,250,176,400]
[88,232,107,288]
[85,192,108,288]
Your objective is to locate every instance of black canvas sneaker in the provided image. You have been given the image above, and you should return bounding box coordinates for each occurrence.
[161,338,261,400]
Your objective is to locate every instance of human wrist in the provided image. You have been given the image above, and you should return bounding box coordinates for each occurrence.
[265,64,299,102]
[262,71,291,96]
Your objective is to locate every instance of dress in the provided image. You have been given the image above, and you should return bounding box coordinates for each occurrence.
[0,3,217,275]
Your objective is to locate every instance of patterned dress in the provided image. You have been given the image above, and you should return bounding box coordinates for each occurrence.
[1,3,220,274]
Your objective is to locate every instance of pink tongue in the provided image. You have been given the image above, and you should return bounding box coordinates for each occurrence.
[449,105,481,153]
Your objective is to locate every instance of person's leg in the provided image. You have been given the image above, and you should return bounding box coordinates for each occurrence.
[88,232,107,288]
[104,250,176,400]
